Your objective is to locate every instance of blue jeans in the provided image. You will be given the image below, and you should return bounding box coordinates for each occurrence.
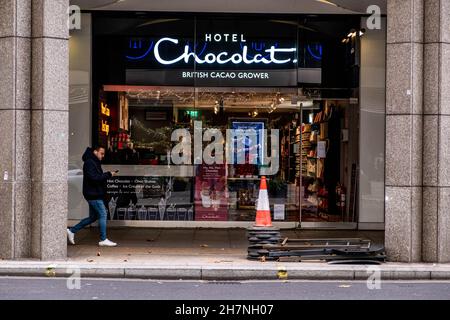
[70,200,107,241]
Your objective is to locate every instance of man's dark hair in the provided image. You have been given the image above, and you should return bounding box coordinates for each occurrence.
[92,145,106,151]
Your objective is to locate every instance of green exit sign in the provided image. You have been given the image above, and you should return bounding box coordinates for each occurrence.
[186,110,199,118]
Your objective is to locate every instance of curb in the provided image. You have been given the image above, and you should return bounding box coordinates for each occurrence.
[1,264,450,281]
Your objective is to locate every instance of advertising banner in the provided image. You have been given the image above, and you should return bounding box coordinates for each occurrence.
[194,164,228,221]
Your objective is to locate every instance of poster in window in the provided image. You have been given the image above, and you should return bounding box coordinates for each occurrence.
[194,163,228,221]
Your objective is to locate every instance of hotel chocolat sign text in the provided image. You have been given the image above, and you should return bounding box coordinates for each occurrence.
[153,34,297,66]
[126,32,298,87]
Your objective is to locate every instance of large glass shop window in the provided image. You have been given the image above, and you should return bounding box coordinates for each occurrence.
[98,86,301,222]
[99,87,196,221]
[70,13,374,226]
[192,87,300,222]
[69,13,92,220]
[93,16,197,222]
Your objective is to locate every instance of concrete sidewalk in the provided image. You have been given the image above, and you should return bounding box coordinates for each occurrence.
[1,228,450,280]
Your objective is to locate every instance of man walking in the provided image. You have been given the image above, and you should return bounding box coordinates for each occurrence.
[67,146,118,247]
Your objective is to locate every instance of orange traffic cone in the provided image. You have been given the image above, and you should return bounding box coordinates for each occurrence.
[254,176,272,227]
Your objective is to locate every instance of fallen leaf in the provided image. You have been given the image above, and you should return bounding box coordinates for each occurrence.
[87,259,94,263]
[96,252,101,257]
[277,268,288,280]
[148,251,152,254]
[146,239,155,242]
[45,268,56,277]
[123,259,128,262]
[200,244,209,248]
[260,256,266,262]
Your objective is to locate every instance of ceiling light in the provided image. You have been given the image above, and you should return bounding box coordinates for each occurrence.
[347,29,357,38]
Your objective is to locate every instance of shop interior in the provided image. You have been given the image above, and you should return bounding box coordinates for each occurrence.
[97,86,358,223]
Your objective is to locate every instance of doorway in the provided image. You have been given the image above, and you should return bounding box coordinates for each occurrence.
[299,97,359,229]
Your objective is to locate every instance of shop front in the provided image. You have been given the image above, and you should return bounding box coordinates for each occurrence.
[7,0,450,263]
[68,12,386,230]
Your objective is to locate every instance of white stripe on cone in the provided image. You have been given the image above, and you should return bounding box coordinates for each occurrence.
[256,187,270,212]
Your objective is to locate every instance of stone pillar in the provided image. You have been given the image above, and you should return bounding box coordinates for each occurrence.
[422,0,450,262]
[385,0,424,262]
[30,0,69,260]
[0,0,32,259]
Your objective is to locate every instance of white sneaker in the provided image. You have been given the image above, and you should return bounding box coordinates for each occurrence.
[67,229,75,245]
[99,239,117,247]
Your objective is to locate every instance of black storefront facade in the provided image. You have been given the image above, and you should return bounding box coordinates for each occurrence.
[68,11,386,230]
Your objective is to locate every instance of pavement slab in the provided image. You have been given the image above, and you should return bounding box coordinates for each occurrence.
[1,228,450,280]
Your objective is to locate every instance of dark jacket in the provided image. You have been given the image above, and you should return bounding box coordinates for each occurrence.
[82,147,112,201]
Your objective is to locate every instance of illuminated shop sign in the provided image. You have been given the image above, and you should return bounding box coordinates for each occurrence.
[154,37,296,65]
[307,44,323,62]
[101,102,111,116]
[124,27,322,86]
[101,120,110,135]
[100,102,110,135]
[127,33,297,66]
